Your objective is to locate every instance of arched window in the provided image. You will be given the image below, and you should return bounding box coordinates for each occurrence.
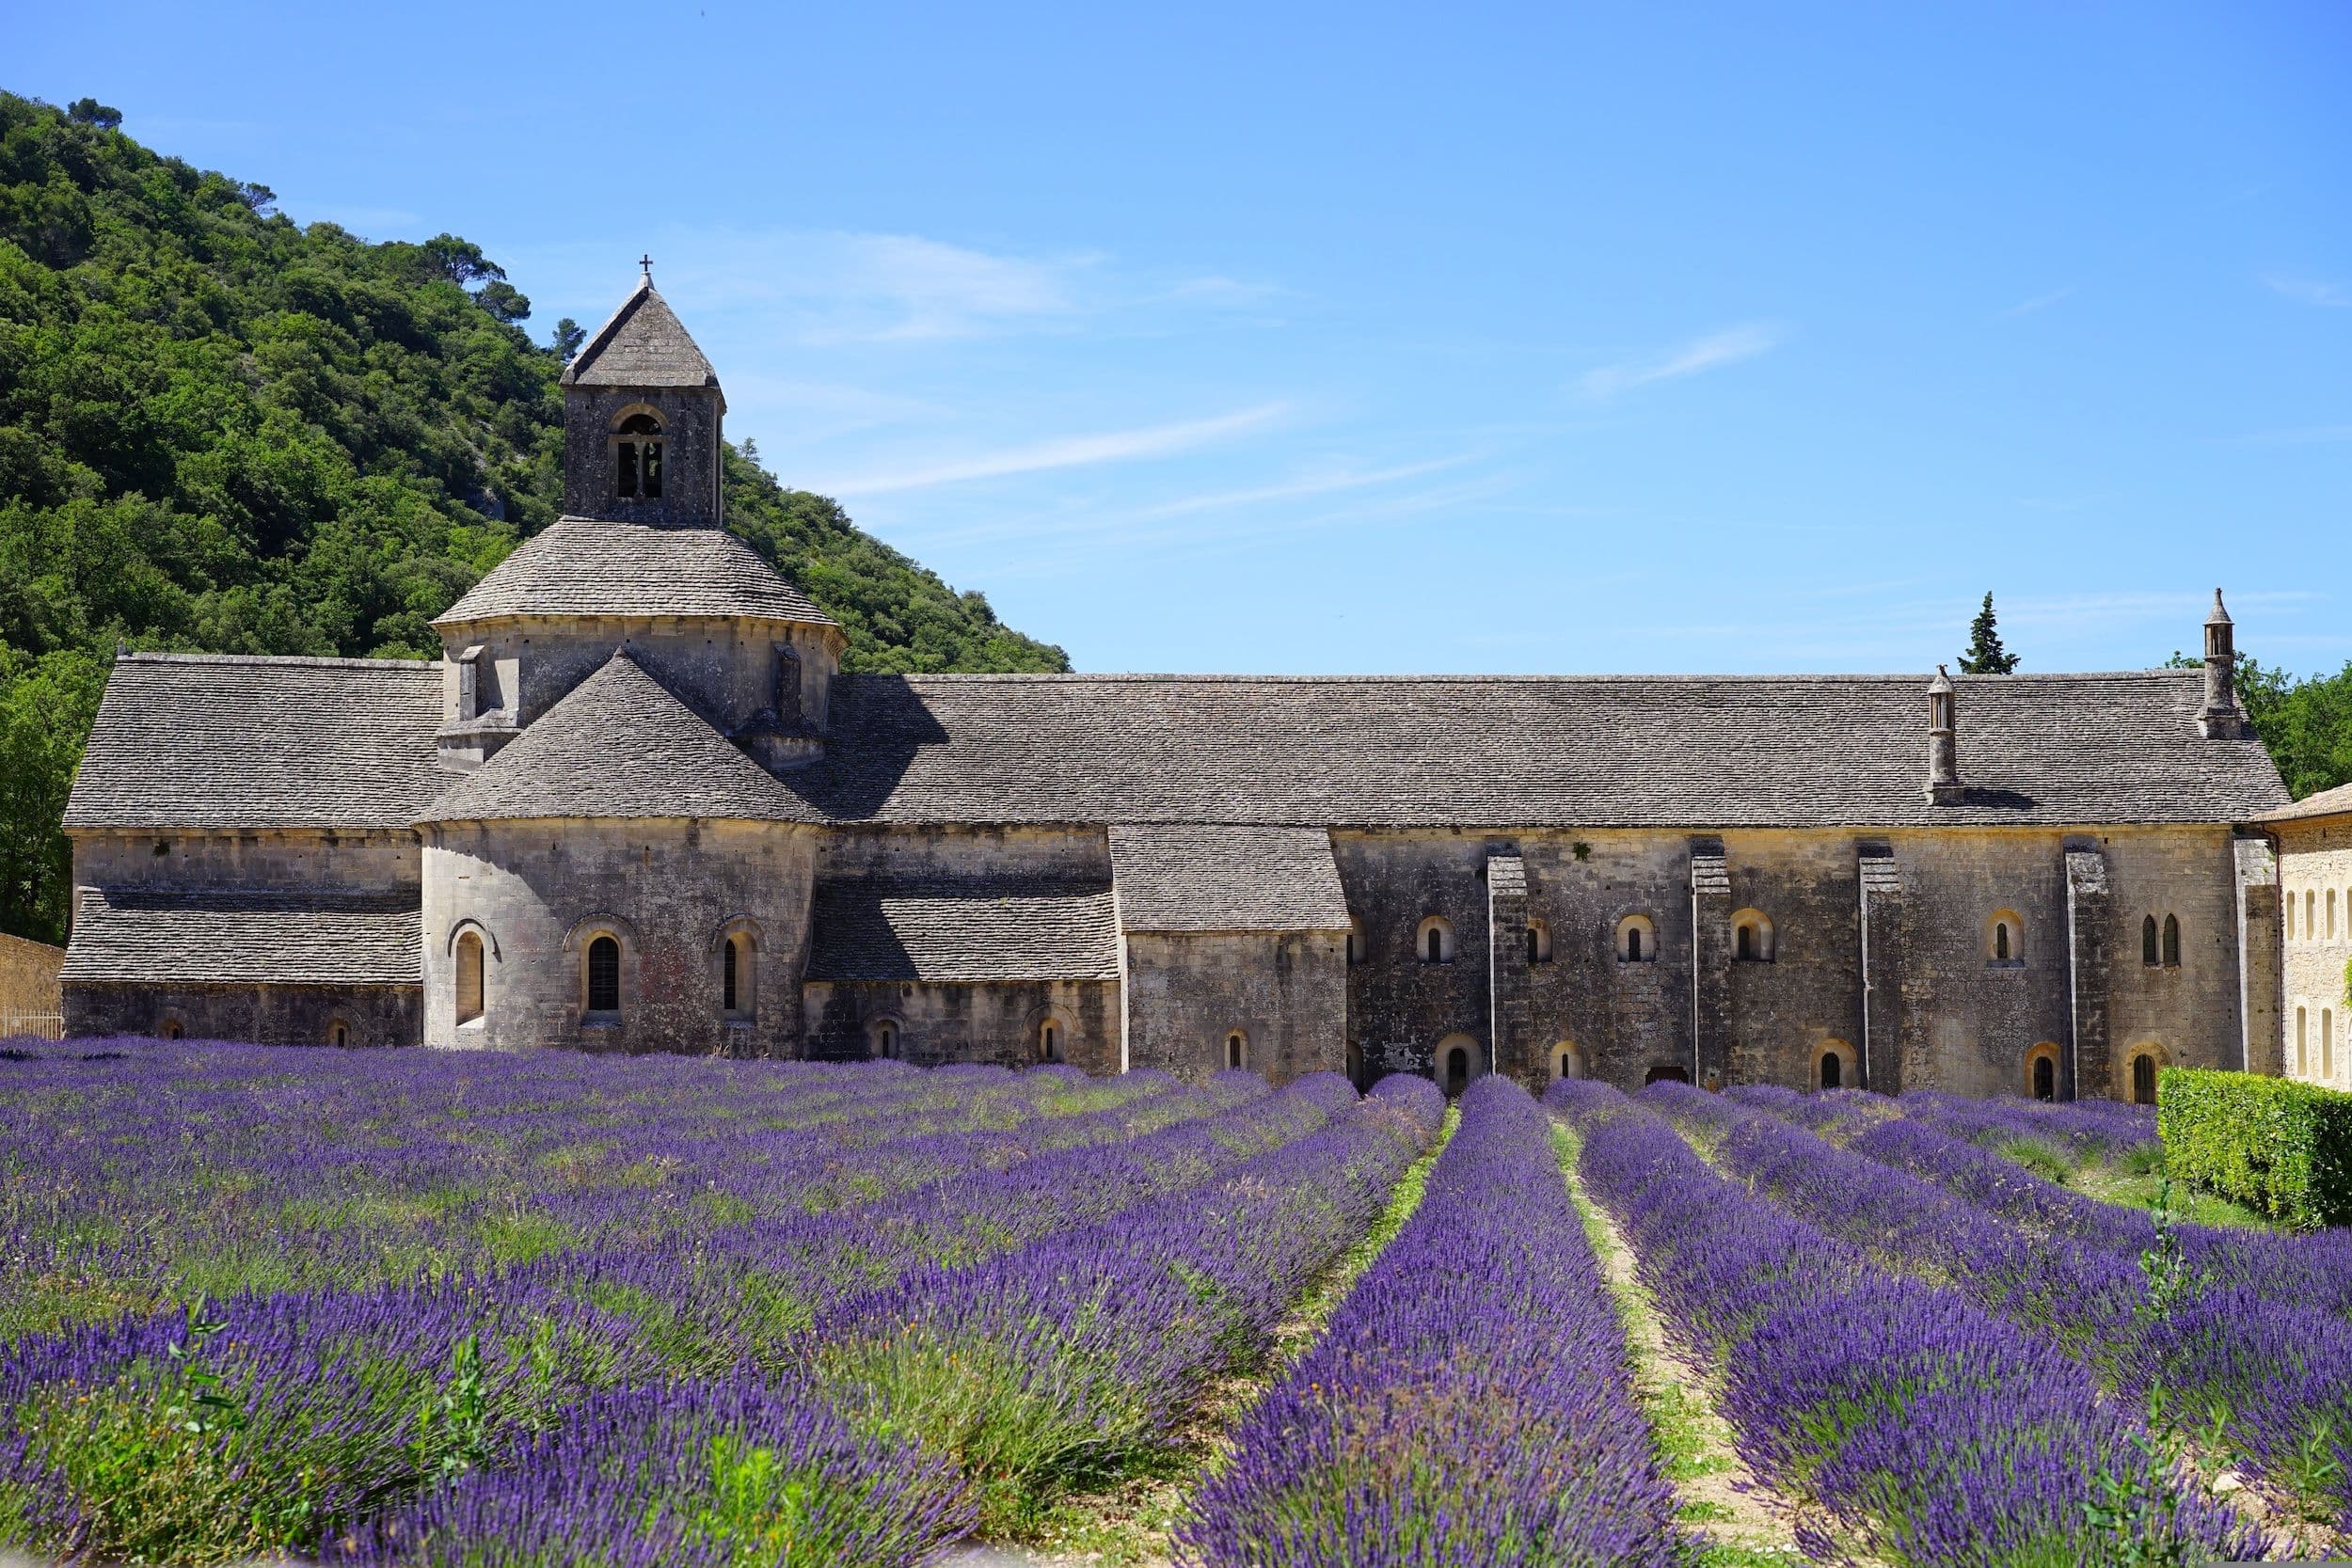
[1417,916,1454,964]
[585,934,621,1014]
[2162,914,2180,969]
[2307,889,2317,942]
[329,1020,349,1048]
[2132,1053,2157,1105]
[2142,915,2160,968]
[873,1019,900,1060]
[2298,1005,2310,1076]
[2327,1008,2337,1084]
[1346,918,1364,966]
[1226,1030,1247,1070]
[1816,1040,1856,1091]
[1616,914,1658,964]
[1039,1018,1063,1063]
[1731,910,1774,963]
[455,930,485,1025]
[1551,1042,1583,1082]
[1987,911,2025,968]
[612,410,664,499]
[2287,893,2297,942]
[1436,1034,1482,1094]
[161,1017,184,1040]
[1526,919,1552,964]
[2330,890,2340,942]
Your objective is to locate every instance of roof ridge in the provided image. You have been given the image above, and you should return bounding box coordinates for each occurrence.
[117,652,436,672]
[853,669,2199,686]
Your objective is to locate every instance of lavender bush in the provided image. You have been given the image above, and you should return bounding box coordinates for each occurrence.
[1553,1082,2265,1566]
[1183,1075,1677,1567]
[811,1074,1445,1534]
[1659,1080,2352,1531]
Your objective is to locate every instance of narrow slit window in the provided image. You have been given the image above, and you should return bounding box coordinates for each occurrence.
[455,931,485,1024]
[2142,915,2160,967]
[723,938,739,1012]
[2162,914,2181,969]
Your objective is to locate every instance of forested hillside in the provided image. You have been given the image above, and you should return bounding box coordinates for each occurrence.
[0,92,1066,945]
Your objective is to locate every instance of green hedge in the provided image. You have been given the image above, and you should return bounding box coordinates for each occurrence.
[2156,1067,2352,1231]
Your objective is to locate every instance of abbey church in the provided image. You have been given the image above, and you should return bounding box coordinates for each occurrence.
[58,277,2305,1101]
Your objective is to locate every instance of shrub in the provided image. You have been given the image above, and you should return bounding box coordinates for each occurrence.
[2158,1068,2352,1231]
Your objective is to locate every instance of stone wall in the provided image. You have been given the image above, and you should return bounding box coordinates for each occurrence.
[819,824,1110,882]
[65,981,418,1047]
[421,818,817,1056]
[2280,816,2352,1085]
[74,829,420,893]
[1122,929,1344,1085]
[801,978,1119,1072]
[561,386,723,528]
[433,614,840,758]
[1330,824,2249,1101]
[0,932,63,1029]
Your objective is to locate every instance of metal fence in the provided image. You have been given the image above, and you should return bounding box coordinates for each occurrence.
[0,1011,64,1040]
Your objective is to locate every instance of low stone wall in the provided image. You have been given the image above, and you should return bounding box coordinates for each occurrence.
[63,982,421,1047]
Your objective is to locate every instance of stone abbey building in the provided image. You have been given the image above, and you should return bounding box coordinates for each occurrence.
[60,278,2302,1101]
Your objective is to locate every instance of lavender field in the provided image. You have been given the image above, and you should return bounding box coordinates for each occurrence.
[0,1040,2337,1566]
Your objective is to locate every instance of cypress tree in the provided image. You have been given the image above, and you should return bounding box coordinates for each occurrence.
[1959,592,2021,674]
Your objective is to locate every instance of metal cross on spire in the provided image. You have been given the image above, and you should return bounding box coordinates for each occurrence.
[639,253,653,280]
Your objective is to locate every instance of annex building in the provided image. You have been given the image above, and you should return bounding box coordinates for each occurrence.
[58,278,2302,1101]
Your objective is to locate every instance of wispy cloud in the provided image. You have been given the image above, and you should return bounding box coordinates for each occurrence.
[2235,423,2352,446]
[823,403,1290,495]
[1578,323,1787,399]
[1997,286,2075,319]
[2261,274,2352,309]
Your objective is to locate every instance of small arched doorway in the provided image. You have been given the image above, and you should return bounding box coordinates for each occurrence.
[1820,1053,1841,1089]
[2033,1054,2055,1101]
[2132,1053,2156,1105]
[1645,1063,1690,1085]
[1434,1033,1483,1096]
[1444,1046,1470,1094]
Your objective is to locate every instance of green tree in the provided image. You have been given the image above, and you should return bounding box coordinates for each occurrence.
[2165,650,2352,800]
[0,648,104,942]
[1958,591,2020,674]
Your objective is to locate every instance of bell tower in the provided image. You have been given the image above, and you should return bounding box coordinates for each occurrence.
[559,262,726,528]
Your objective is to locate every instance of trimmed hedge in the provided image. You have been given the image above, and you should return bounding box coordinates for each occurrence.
[2157,1066,2352,1231]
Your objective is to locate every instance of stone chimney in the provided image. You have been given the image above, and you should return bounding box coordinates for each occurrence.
[1926,664,1963,804]
[2199,589,2243,740]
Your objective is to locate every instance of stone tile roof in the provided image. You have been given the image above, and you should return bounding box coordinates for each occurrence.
[433,515,836,627]
[62,886,421,986]
[2265,780,2352,825]
[805,879,1121,982]
[805,670,2290,830]
[63,654,444,832]
[421,653,818,825]
[562,281,718,389]
[1107,824,1350,932]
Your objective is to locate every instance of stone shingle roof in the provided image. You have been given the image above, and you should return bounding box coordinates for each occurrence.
[62,887,421,986]
[1108,824,1350,932]
[421,653,817,825]
[805,670,2290,830]
[2265,780,2352,825]
[562,281,718,389]
[806,879,1121,982]
[433,516,836,628]
[63,655,444,832]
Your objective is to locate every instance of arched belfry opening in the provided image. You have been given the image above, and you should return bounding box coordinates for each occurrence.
[612,410,664,499]
[560,272,726,527]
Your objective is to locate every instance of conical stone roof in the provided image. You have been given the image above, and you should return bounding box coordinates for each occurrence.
[431,516,836,628]
[420,652,816,825]
[562,279,718,389]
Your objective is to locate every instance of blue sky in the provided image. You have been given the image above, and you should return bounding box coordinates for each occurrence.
[17,2,2350,676]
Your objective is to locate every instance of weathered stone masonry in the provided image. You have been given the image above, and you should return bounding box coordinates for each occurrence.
[56,278,2297,1100]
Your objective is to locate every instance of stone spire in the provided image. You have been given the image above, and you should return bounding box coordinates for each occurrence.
[1926,664,1963,803]
[2199,589,2243,740]
[558,274,725,528]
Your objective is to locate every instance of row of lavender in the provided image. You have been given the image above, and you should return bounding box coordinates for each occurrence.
[1189,1076,1679,1566]
[2,1040,1263,1340]
[335,1075,1450,1565]
[1716,1083,2352,1529]
[1549,1080,2267,1565]
[0,1041,1446,1563]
